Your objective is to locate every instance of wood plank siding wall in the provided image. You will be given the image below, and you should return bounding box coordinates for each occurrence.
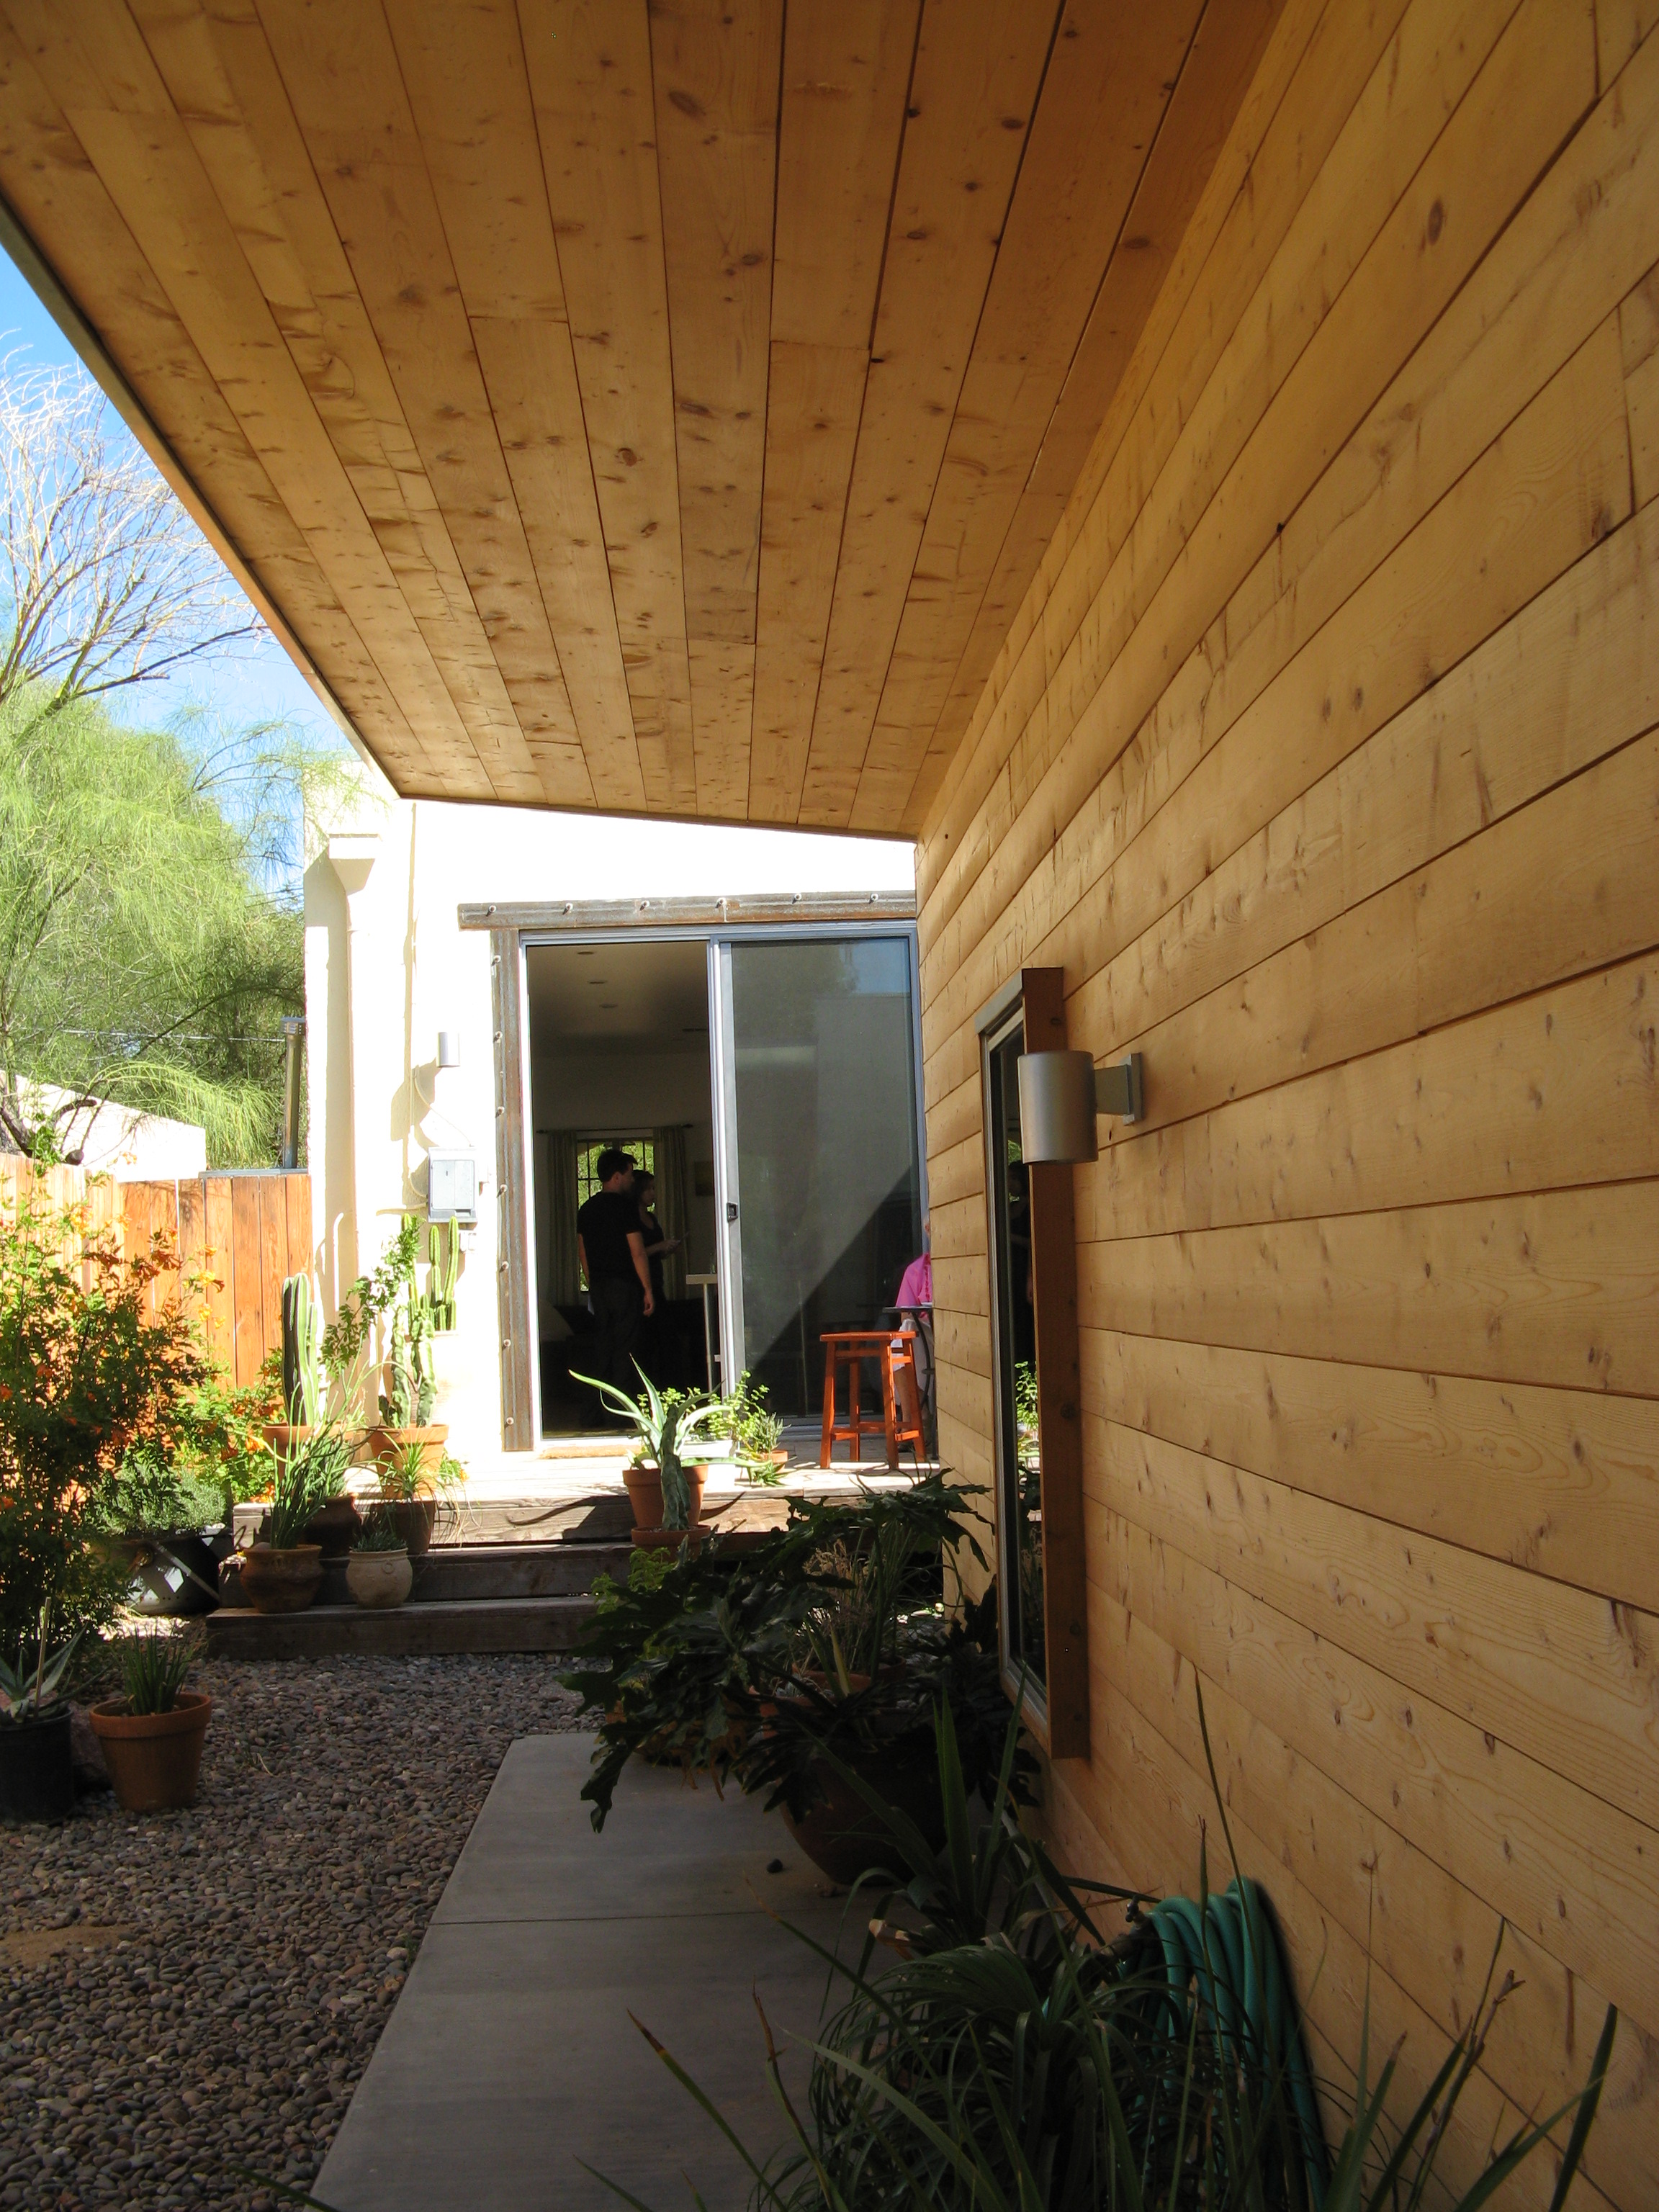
[915,0,1659,2201]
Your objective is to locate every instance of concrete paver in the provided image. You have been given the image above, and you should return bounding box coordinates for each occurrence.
[314,1735,854,2212]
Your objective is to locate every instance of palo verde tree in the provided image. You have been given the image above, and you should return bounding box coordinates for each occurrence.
[0,360,356,1164]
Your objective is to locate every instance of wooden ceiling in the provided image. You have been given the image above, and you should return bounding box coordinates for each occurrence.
[0,0,1277,832]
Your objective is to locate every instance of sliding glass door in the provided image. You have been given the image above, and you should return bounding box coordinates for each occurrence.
[711,934,924,1419]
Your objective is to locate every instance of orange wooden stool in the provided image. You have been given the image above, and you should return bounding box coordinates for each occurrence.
[819,1329,925,1469]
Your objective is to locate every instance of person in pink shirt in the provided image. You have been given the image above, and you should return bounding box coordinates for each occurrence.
[894,1218,933,1448]
[895,1246,932,1312]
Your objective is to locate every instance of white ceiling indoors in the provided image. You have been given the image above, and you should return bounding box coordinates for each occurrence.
[526,939,710,1056]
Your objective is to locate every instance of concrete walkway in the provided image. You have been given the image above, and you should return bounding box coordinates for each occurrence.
[314,1735,855,2212]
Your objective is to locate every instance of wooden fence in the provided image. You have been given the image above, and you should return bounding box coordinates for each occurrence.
[0,1159,312,1387]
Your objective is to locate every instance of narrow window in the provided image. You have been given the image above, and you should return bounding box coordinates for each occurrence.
[979,970,1088,1757]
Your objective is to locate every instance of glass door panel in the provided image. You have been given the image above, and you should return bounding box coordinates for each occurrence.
[719,936,922,1419]
[986,1008,1045,1692]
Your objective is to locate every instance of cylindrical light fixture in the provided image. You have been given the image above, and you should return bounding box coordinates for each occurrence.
[1017,1050,1100,1164]
[1017,1050,1144,1164]
[437,1030,461,1069]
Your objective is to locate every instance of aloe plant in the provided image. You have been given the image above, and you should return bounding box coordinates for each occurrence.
[569,1363,733,1528]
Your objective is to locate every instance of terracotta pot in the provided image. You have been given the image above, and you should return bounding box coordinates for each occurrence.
[346,1547,413,1609]
[0,1712,74,1825]
[381,1497,439,1556]
[261,1423,311,1457]
[238,1544,323,1613]
[363,1424,449,1481]
[780,1747,945,1887]
[300,1494,361,1561]
[89,1692,212,1815]
[623,1462,706,1538]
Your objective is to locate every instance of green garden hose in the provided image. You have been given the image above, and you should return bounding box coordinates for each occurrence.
[1138,1876,1329,2209]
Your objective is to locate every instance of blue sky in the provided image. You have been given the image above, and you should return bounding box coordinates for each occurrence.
[0,243,348,757]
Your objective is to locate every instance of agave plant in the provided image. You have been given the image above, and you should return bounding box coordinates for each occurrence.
[570,1362,734,1528]
[0,1606,81,1724]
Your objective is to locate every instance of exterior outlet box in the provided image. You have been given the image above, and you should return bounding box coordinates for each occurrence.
[427,1154,478,1224]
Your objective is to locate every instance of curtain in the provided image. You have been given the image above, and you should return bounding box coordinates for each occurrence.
[652,1124,690,1300]
[546,1129,582,1307]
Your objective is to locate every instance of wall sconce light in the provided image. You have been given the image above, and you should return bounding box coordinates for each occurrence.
[437,1030,461,1070]
[1017,1049,1144,1163]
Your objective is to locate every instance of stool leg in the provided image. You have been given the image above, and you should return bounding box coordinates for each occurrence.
[882,1349,899,1470]
[820,1341,837,1469]
[849,1354,863,1462]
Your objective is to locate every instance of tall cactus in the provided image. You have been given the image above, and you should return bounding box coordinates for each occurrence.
[428,1218,459,1331]
[280,1273,323,1426]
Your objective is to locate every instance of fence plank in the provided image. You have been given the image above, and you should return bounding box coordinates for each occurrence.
[202,1177,235,1371]
[230,1177,264,1388]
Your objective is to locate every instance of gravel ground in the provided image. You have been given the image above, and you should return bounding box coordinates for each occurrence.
[1,1655,586,2212]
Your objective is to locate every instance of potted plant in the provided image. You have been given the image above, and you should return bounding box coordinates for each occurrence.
[239,1425,352,1612]
[1,1175,206,1686]
[0,1614,81,1824]
[372,1439,464,1556]
[571,1364,734,1542]
[89,1628,211,1813]
[326,1220,449,1480]
[560,1473,1016,1884]
[346,1510,413,1609]
[264,1270,324,1457]
[718,1372,788,1483]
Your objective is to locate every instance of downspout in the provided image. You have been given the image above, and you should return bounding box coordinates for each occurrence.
[325,832,380,1295]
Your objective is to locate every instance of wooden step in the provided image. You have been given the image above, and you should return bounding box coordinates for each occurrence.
[203,1595,595,1660]
[305,1540,630,1606]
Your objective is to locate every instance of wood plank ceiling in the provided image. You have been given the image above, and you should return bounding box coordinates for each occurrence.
[0,0,1280,833]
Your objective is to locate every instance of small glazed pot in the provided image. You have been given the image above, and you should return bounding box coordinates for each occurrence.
[623,1462,707,1540]
[346,1547,413,1609]
[89,1693,212,1815]
[300,1494,362,1562]
[377,1496,439,1555]
[0,1712,75,1825]
[238,1544,324,1614]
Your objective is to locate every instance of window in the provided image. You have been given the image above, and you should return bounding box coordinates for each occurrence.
[979,969,1089,1759]
[574,1135,655,1207]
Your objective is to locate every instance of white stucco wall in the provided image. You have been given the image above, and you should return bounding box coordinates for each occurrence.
[304,784,913,1463]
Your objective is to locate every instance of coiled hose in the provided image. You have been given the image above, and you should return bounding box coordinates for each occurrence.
[1136,1876,1329,2210]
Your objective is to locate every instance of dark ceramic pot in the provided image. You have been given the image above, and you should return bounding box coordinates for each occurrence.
[780,1747,945,1887]
[0,1712,75,1825]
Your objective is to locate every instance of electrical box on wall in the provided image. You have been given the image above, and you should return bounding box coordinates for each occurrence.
[427,1154,478,1224]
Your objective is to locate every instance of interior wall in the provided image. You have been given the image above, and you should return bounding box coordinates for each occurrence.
[529,1047,716,1334]
[914,1,1659,2200]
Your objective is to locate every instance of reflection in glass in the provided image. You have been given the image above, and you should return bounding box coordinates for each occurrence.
[987,1017,1044,1687]
[728,937,922,1418]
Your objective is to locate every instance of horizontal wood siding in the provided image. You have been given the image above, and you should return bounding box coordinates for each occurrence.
[914,1,1659,2200]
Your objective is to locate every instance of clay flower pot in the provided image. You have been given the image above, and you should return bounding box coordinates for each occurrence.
[624,1462,707,1547]
[781,1747,945,1887]
[382,1497,439,1556]
[238,1543,323,1613]
[363,1424,449,1481]
[346,1547,413,1609]
[300,1494,362,1562]
[89,1692,212,1815]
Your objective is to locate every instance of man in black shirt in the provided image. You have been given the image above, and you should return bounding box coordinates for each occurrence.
[576,1148,655,1408]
